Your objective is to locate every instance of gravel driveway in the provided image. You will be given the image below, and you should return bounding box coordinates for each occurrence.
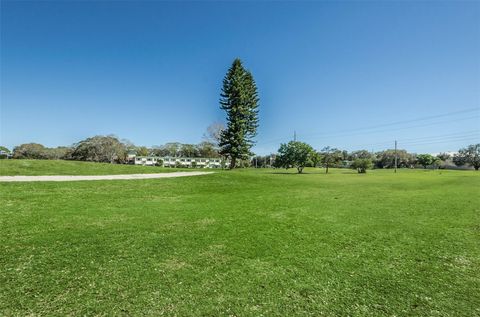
[0,171,214,182]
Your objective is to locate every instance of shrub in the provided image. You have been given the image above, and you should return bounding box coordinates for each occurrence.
[275,141,314,174]
[454,144,480,170]
[351,158,373,173]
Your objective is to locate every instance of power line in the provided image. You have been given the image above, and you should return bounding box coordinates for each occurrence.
[256,107,479,146]
[397,130,478,142]
[347,136,478,154]
[347,130,479,149]
[303,115,479,141]
[257,115,479,149]
[301,107,479,139]
[400,136,479,147]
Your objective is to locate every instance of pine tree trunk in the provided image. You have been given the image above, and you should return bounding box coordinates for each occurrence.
[229,157,236,169]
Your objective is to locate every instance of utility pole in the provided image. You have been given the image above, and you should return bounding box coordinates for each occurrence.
[394,140,398,173]
[294,130,297,141]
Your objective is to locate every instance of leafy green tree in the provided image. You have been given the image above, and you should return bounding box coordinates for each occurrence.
[12,143,70,160]
[70,135,127,163]
[437,152,451,162]
[161,142,181,157]
[46,147,70,160]
[375,149,415,169]
[151,145,168,157]
[0,146,11,159]
[275,141,314,173]
[136,146,149,156]
[122,140,137,156]
[310,151,322,168]
[416,154,436,169]
[320,146,343,174]
[454,144,480,170]
[180,144,198,157]
[351,158,373,173]
[152,142,219,158]
[197,141,219,158]
[219,58,259,169]
[13,143,48,159]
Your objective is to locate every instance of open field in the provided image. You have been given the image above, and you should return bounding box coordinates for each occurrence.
[1,160,479,316]
[0,172,213,182]
[0,160,188,176]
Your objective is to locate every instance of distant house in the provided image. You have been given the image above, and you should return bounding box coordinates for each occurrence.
[0,150,12,159]
[130,155,224,168]
[133,156,161,166]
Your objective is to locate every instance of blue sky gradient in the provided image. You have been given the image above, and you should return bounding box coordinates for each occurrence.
[1,1,479,154]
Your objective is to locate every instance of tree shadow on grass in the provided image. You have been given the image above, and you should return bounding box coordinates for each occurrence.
[266,170,326,175]
[264,169,360,175]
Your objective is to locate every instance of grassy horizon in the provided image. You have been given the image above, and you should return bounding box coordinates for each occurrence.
[0,159,195,176]
[1,161,479,315]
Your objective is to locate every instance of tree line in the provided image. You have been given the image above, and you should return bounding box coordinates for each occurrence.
[273,141,480,173]
[5,134,222,163]
[2,137,478,172]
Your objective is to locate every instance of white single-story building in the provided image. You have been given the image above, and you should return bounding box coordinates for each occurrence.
[0,150,12,159]
[131,155,224,168]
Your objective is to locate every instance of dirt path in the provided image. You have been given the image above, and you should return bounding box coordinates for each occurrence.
[0,171,214,182]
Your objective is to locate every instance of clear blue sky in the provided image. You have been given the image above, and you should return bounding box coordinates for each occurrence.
[1,1,479,154]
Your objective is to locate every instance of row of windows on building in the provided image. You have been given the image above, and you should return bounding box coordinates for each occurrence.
[130,156,224,167]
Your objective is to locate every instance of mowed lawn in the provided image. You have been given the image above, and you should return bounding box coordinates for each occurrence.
[1,161,479,316]
[0,159,186,176]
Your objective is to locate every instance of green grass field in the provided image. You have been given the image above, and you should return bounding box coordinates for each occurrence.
[0,159,188,176]
[1,160,479,316]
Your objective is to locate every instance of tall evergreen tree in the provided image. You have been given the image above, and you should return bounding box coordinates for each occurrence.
[219,58,259,169]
